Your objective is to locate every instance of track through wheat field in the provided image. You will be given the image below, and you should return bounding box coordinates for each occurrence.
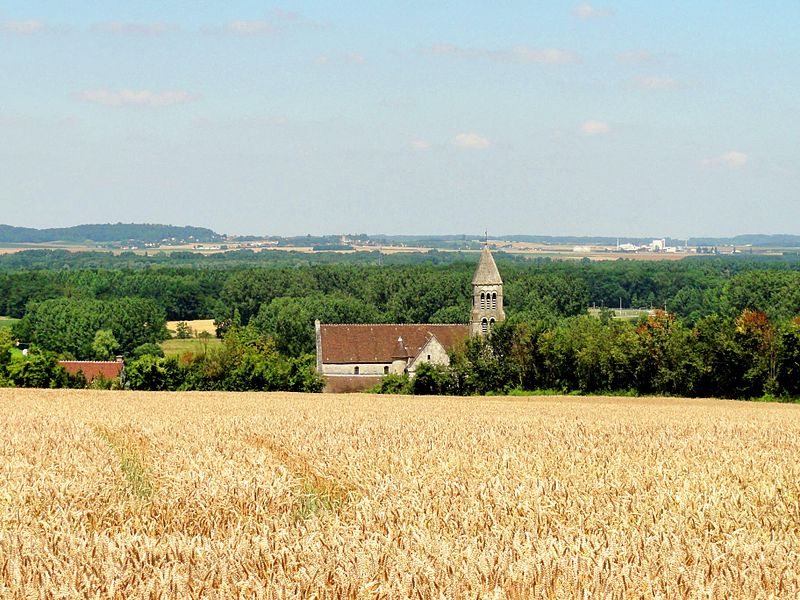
[1,390,799,598]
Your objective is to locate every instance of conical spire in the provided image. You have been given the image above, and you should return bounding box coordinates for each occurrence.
[472,247,502,285]
[391,336,409,359]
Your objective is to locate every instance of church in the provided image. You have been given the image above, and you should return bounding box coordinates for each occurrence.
[315,246,505,392]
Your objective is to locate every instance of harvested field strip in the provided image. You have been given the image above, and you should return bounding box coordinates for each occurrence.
[244,433,355,518]
[92,424,155,499]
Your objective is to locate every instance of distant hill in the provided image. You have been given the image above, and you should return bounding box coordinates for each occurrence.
[684,234,800,247]
[0,223,223,244]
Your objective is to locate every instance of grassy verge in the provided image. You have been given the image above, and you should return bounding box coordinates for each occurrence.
[245,434,354,520]
[161,337,222,358]
[0,317,19,331]
[93,425,155,499]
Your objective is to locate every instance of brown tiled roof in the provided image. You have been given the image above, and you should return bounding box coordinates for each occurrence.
[319,324,469,364]
[59,361,123,382]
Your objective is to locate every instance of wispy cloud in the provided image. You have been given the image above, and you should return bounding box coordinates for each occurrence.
[410,140,431,151]
[452,133,491,149]
[0,20,47,34]
[428,43,578,65]
[92,21,177,35]
[219,9,319,36]
[80,89,197,108]
[580,120,610,135]
[629,75,679,90]
[574,3,611,19]
[616,50,653,65]
[703,151,749,169]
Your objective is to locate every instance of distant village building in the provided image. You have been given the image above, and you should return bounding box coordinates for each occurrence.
[59,358,124,383]
[316,247,505,392]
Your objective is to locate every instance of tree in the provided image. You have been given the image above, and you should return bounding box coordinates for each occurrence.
[130,343,165,360]
[632,310,698,396]
[7,349,68,388]
[92,329,120,361]
[125,355,183,391]
[16,297,167,359]
[734,309,779,396]
[175,321,193,339]
[412,362,454,395]
[777,317,800,397]
[693,315,743,399]
[251,295,380,357]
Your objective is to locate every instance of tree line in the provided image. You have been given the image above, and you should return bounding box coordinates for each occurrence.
[0,323,322,393]
[4,251,800,398]
[5,256,800,326]
[377,309,800,400]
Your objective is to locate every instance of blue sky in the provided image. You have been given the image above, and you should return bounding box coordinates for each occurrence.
[2,2,799,236]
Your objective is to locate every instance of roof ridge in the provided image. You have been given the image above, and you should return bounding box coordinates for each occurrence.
[58,360,123,364]
[319,323,468,326]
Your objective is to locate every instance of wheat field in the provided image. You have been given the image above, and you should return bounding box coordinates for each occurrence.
[1,390,799,598]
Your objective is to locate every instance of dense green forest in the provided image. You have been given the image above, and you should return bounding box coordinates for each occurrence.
[3,248,800,399]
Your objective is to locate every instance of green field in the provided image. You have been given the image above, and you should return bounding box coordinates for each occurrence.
[0,317,19,331]
[161,337,222,357]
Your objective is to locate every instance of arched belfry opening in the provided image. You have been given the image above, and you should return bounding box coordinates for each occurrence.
[470,245,505,336]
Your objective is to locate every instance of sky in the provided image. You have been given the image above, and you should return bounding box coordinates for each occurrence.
[1,1,799,237]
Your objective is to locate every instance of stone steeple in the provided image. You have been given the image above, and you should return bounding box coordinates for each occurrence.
[470,246,505,335]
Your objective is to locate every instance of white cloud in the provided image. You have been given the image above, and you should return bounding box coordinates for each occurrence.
[580,120,610,135]
[410,140,431,151]
[225,20,275,35]
[574,3,611,19]
[345,53,366,65]
[92,21,176,35]
[428,43,578,65]
[80,89,197,108]
[629,76,679,90]
[452,133,490,149]
[703,151,749,169]
[616,50,652,65]
[0,20,46,33]
[219,10,318,36]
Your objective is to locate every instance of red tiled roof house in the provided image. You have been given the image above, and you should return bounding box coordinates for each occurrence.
[59,359,124,383]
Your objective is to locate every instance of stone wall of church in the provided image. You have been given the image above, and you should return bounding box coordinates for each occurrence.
[408,338,451,372]
[322,363,392,376]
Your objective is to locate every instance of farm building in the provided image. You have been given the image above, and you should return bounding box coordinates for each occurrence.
[59,359,124,383]
[316,246,505,392]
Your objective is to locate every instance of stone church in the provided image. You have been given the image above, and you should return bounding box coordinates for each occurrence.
[315,246,505,392]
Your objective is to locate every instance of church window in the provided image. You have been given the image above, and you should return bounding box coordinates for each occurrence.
[354,366,359,375]
[480,292,485,309]
[490,318,495,330]
[427,355,431,361]
[481,318,488,334]
[384,366,389,375]
[491,292,497,309]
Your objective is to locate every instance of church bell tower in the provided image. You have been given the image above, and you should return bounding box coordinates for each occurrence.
[470,245,505,335]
